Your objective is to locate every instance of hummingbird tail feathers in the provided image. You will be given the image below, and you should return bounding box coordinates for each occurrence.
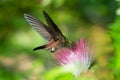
[33,45,46,51]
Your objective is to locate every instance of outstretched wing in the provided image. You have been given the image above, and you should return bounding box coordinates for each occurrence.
[24,14,52,41]
[43,11,64,40]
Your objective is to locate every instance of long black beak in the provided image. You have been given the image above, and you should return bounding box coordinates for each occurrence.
[33,45,46,51]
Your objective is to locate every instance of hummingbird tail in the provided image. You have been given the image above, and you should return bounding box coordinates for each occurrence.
[33,45,46,51]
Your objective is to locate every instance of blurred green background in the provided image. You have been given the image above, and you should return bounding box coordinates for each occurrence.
[0,0,120,80]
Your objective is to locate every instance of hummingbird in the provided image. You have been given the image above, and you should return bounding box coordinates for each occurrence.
[24,11,70,52]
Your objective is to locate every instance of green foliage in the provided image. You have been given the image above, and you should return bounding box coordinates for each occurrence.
[44,67,73,80]
[109,16,120,80]
[109,16,120,68]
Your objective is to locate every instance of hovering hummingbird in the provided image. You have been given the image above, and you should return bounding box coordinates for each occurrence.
[24,11,70,52]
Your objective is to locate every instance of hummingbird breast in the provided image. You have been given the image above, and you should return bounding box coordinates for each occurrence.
[45,39,61,52]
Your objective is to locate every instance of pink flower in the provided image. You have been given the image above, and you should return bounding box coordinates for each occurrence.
[53,39,93,76]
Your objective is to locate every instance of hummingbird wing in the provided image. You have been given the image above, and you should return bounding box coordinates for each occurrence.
[24,14,52,41]
[43,11,65,41]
